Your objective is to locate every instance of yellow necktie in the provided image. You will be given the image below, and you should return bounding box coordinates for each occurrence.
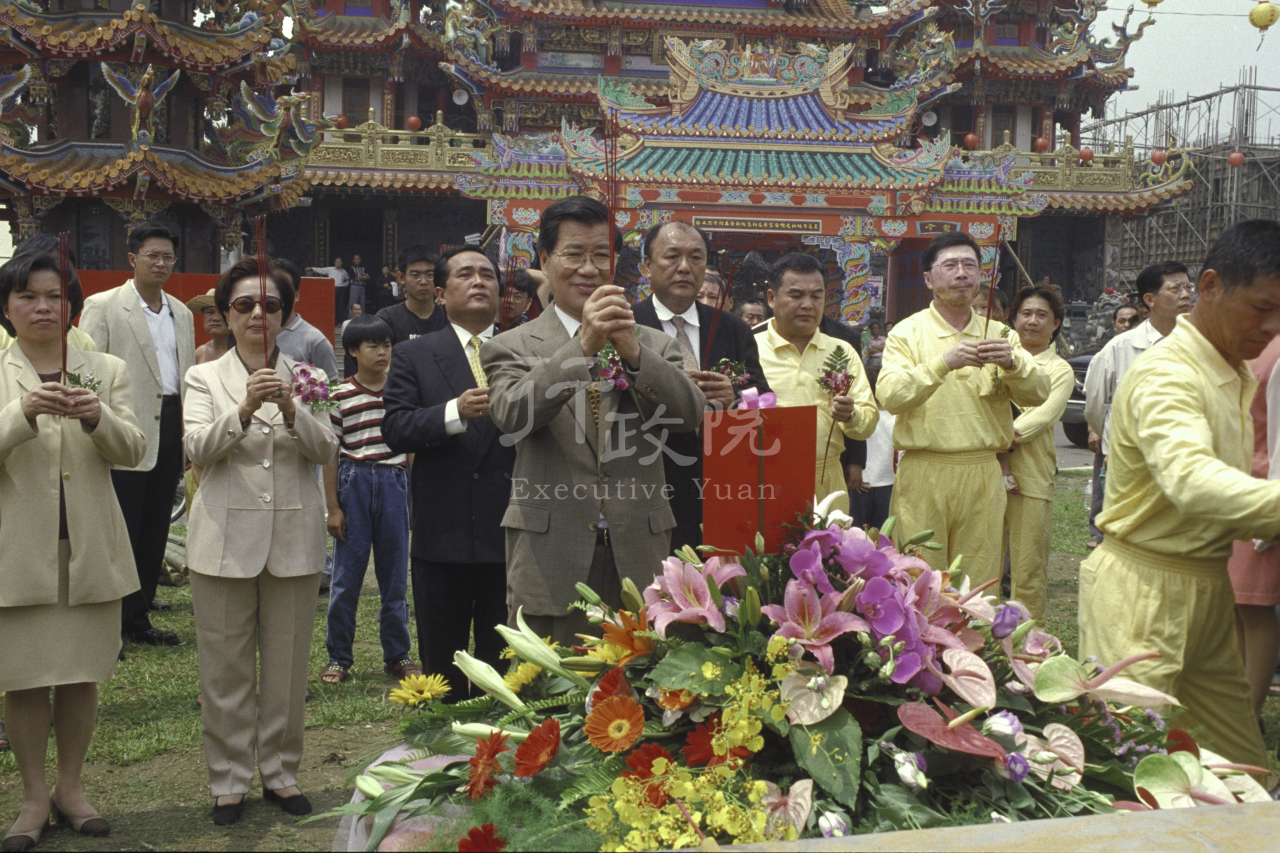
[469,335,488,388]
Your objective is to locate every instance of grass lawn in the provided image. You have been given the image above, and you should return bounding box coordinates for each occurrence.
[1,473,1277,850]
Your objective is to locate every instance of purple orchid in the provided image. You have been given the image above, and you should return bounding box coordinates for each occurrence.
[855,576,906,637]
[788,542,836,595]
[643,556,745,637]
[762,580,868,674]
[891,650,922,684]
[833,536,894,580]
[991,605,1022,639]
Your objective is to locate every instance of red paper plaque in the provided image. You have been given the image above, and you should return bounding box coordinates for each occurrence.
[701,406,816,555]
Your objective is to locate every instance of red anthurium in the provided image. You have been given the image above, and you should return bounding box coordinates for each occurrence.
[1166,729,1199,757]
[513,718,561,778]
[897,700,1006,760]
[458,823,506,852]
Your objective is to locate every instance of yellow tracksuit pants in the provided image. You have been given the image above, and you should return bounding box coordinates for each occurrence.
[1003,493,1052,623]
[1079,538,1268,770]
[890,450,1005,587]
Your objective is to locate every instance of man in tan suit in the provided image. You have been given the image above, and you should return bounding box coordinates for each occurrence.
[481,196,706,644]
[80,222,196,645]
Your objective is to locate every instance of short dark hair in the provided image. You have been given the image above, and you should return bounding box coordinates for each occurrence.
[734,298,765,317]
[128,221,178,255]
[538,195,610,255]
[214,256,295,321]
[1135,261,1191,302]
[1010,284,1066,341]
[1200,219,1280,292]
[922,232,981,271]
[992,288,1009,313]
[271,258,303,288]
[769,253,825,289]
[1112,303,1138,325]
[341,315,394,358]
[641,221,710,261]
[14,234,79,266]
[435,245,496,292]
[398,244,438,273]
[0,252,84,336]
[500,268,536,297]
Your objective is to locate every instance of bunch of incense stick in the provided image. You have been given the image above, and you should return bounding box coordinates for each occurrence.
[982,275,997,339]
[58,232,70,379]
[498,254,518,333]
[255,214,270,368]
[602,106,619,285]
[701,256,741,361]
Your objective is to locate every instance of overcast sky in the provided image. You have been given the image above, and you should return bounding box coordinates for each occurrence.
[1095,0,1280,121]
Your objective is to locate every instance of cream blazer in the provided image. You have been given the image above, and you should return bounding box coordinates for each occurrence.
[0,347,146,607]
[184,349,338,579]
[80,280,196,472]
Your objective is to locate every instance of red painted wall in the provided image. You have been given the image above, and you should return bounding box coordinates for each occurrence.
[76,272,335,348]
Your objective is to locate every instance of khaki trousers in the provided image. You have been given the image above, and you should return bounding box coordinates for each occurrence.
[1079,539,1268,771]
[518,533,623,647]
[190,570,320,797]
[1003,493,1052,622]
[890,450,1005,587]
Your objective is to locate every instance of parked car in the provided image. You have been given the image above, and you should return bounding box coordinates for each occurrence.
[1061,350,1093,449]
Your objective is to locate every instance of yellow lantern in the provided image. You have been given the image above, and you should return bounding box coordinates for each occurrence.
[1251,1,1280,49]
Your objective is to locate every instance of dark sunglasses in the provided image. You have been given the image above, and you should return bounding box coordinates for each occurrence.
[229,296,283,315]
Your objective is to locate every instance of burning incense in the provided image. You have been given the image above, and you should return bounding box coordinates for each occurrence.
[498,254,518,333]
[58,232,70,380]
[701,256,741,361]
[254,215,271,369]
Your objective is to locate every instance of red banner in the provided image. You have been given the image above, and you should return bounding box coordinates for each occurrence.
[701,406,816,555]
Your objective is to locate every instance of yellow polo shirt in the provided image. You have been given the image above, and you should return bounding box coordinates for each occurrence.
[1097,314,1280,559]
[1008,348,1074,501]
[0,325,97,352]
[877,303,1050,453]
[758,321,878,500]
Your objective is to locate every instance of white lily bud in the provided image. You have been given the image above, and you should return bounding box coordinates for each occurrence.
[453,651,530,713]
[451,721,530,743]
[355,775,386,799]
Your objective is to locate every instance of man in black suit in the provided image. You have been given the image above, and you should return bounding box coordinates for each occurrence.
[633,222,771,555]
[382,246,514,698]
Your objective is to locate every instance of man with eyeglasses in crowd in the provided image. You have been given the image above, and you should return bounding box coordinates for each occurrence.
[1083,261,1193,550]
[376,245,449,346]
[876,232,1049,588]
[80,222,196,647]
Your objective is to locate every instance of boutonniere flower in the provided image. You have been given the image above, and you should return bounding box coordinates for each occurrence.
[65,371,101,393]
[290,363,341,413]
[714,357,751,388]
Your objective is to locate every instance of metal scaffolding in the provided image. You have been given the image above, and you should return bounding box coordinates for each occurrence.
[1080,68,1280,286]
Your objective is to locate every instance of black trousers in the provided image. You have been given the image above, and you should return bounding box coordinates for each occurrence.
[113,397,184,637]
[411,559,507,700]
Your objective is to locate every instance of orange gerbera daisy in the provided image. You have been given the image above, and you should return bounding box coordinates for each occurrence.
[682,713,752,768]
[465,731,509,801]
[621,742,673,808]
[601,608,656,665]
[585,695,646,753]
[513,718,561,778]
[655,688,697,712]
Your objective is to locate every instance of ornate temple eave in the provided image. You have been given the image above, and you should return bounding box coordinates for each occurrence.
[0,3,276,72]
[1042,180,1194,214]
[303,167,459,192]
[444,55,666,99]
[490,0,931,32]
[294,9,413,49]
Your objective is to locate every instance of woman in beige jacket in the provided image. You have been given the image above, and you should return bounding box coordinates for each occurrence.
[0,254,145,852]
[183,257,337,826]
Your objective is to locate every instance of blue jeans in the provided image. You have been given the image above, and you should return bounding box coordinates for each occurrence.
[325,460,411,669]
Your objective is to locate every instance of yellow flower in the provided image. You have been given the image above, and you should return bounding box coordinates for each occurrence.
[585,642,628,665]
[503,661,543,693]
[388,673,451,705]
[701,662,723,680]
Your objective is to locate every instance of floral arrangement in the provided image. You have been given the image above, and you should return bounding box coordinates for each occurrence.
[65,370,101,393]
[329,506,1270,852]
[290,362,341,413]
[713,357,751,388]
[596,342,630,392]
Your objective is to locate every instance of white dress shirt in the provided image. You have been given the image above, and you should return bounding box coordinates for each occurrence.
[134,282,181,395]
[652,298,701,369]
[444,323,495,436]
[555,304,581,339]
[1084,319,1167,455]
[312,266,350,289]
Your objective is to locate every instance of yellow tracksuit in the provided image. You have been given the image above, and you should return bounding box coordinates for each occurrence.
[1004,348,1074,621]
[877,304,1050,583]
[0,326,97,351]
[758,322,878,510]
[1080,316,1280,769]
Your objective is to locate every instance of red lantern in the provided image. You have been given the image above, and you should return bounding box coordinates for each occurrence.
[963,132,980,150]
[1079,147,1094,163]
[1151,149,1167,166]
[406,115,423,131]
[1228,151,1246,168]
[1034,137,1051,152]
[335,114,349,130]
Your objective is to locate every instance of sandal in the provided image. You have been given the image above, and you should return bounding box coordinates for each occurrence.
[52,802,110,838]
[2,802,51,852]
[320,662,351,685]
[386,658,423,680]
[1086,536,1101,550]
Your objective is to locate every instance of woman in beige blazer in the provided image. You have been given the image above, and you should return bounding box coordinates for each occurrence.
[0,254,145,851]
[183,257,337,826]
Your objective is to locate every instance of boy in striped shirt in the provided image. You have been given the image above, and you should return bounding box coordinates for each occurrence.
[321,316,418,684]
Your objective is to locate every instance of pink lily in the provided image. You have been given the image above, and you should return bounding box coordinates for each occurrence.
[761,579,868,674]
[643,557,745,637]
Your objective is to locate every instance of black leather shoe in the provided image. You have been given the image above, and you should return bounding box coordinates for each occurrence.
[148,600,172,612]
[211,799,244,826]
[125,629,179,647]
[263,789,312,816]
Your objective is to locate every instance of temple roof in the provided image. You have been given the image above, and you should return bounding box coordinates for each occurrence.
[0,4,277,71]
[490,0,931,32]
[293,0,417,48]
[443,54,667,98]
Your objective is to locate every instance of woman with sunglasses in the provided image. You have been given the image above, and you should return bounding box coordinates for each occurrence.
[182,257,338,827]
